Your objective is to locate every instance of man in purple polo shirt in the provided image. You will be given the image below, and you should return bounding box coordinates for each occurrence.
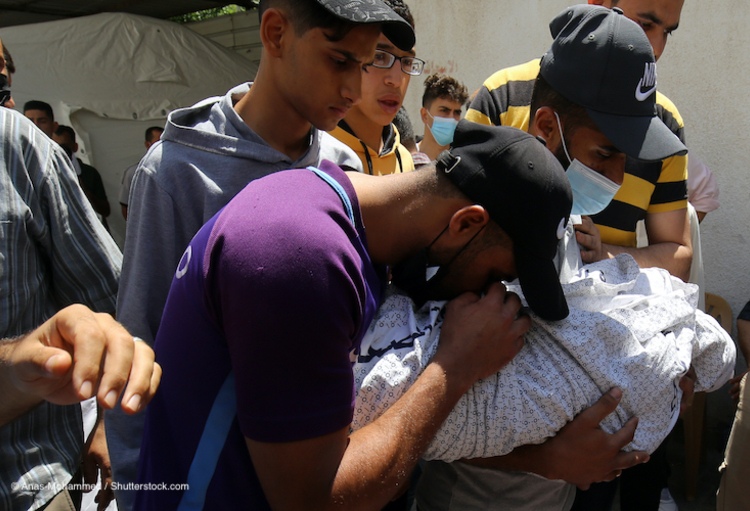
[136,122,649,510]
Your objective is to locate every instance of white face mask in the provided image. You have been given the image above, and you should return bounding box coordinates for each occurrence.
[554,112,621,217]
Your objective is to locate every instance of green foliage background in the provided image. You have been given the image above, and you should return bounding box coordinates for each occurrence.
[170,3,258,24]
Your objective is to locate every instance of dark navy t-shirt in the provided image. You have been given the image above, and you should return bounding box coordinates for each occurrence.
[135,161,385,510]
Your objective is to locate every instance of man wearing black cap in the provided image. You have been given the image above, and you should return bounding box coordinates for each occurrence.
[467,4,692,284]
[405,5,688,510]
[134,121,645,509]
[576,3,694,510]
[108,1,416,509]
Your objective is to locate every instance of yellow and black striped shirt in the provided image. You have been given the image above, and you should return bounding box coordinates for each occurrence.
[466,59,688,248]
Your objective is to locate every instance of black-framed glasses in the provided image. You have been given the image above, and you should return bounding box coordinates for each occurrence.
[369,50,425,76]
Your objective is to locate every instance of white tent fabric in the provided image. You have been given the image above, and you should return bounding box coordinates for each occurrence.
[0,12,259,246]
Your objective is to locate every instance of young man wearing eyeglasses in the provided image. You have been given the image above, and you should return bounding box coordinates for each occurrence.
[331,0,425,175]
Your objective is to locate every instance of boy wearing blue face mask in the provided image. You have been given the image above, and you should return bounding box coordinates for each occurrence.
[418,73,468,161]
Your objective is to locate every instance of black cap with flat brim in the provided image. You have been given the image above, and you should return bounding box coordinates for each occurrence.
[437,121,573,321]
[585,109,687,162]
[541,5,687,162]
[316,0,416,51]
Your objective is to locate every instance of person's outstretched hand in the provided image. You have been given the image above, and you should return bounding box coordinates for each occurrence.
[1,304,161,425]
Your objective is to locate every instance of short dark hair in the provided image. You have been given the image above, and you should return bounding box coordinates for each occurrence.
[258,0,353,41]
[529,74,596,138]
[145,126,164,143]
[54,124,76,141]
[422,73,469,108]
[476,219,513,252]
[393,106,417,153]
[383,0,415,29]
[3,43,14,74]
[23,100,54,121]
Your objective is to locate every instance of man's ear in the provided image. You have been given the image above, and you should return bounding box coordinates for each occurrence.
[420,107,430,127]
[530,107,561,152]
[447,205,490,241]
[259,8,289,59]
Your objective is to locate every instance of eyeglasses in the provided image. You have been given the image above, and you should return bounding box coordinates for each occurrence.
[369,50,425,76]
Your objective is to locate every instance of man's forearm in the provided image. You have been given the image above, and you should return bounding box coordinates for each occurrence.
[602,241,692,281]
[331,361,473,510]
[331,286,528,507]
[249,285,528,511]
[250,360,476,511]
[461,443,557,478]
[459,389,649,490]
[736,319,750,364]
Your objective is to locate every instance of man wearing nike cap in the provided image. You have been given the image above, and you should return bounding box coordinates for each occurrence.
[467,4,692,284]
[414,6,688,511]
[576,2,694,510]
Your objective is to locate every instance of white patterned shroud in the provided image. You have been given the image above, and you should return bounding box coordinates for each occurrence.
[352,254,735,460]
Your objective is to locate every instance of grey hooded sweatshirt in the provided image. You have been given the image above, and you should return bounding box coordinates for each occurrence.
[109,83,362,511]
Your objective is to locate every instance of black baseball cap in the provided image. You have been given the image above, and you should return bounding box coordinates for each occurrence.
[540,5,687,162]
[437,121,573,321]
[315,0,416,51]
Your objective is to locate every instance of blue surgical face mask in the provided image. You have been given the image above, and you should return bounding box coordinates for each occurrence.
[427,112,459,146]
[566,161,621,216]
[554,112,621,217]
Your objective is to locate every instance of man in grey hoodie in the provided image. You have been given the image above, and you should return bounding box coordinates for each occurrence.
[107,1,416,509]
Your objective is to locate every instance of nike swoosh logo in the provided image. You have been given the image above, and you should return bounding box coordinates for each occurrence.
[444,155,462,174]
[635,78,657,102]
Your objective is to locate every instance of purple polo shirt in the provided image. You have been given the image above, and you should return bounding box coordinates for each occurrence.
[135,161,385,510]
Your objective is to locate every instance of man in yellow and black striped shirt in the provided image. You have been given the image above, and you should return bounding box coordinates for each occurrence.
[467,10,692,282]
[415,8,690,510]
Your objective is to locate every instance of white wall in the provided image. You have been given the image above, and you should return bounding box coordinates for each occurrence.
[401,0,567,119]
[656,0,750,322]
[402,0,750,322]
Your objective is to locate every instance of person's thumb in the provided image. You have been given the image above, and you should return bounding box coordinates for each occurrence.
[21,345,73,381]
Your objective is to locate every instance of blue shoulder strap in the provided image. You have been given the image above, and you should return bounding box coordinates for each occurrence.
[307,166,355,225]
